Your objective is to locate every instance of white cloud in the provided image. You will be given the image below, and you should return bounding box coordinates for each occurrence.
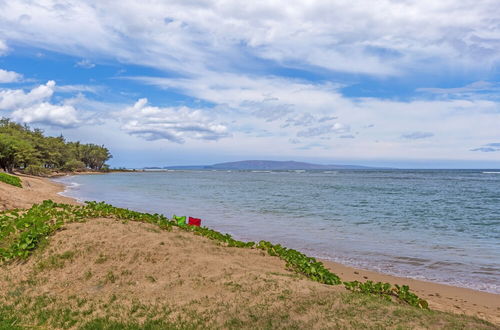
[11,102,80,128]
[401,132,434,140]
[55,84,101,94]
[118,98,230,143]
[0,69,22,83]
[130,72,500,161]
[297,123,350,138]
[0,80,55,110]
[0,1,499,77]
[0,40,7,55]
[0,81,96,128]
[75,59,95,69]
[0,1,498,164]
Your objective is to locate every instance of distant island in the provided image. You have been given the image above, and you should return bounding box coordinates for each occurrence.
[153,160,386,170]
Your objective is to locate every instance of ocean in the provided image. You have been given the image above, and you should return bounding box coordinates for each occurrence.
[54,169,500,294]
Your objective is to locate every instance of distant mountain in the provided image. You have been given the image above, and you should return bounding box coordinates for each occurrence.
[164,160,381,170]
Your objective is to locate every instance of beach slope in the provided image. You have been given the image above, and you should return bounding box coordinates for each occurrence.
[0,176,498,328]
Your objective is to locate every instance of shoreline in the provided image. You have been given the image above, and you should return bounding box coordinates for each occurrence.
[2,174,498,324]
[321,259,499,324]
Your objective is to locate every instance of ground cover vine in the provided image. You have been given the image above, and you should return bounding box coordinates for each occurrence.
[0,172,22,188]
[0,200,429,309]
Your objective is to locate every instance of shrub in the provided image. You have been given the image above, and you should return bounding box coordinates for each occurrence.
[24,165,50,177]
[61,159,86,172]
[0,172,22,187]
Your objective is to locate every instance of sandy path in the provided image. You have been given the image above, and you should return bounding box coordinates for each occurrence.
[0,174,498,325]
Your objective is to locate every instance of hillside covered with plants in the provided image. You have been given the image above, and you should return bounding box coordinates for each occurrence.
[0,201,495,329]
[0,118,112,175]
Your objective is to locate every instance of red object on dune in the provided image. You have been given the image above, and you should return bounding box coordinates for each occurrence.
[188,217,201,226]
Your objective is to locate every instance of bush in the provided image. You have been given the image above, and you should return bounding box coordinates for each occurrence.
[0,172,22,188]
[24,165,50,177]
[61,159,86,172]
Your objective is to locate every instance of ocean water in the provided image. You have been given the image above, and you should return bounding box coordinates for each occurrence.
[54,170,500,293]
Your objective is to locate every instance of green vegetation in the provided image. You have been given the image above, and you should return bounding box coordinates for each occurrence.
[0,200,427,309]
[0,293,493,330]
[0,172,22,188]
[0,118,111,174]
[0,201,496,329]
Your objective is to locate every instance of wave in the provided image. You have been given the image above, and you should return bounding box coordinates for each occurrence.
[67,182,82,188]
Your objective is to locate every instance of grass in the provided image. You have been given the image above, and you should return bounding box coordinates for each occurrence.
[0,172,22,188]
[36,251,75,272]
[0,200,497,329]
[0,200,427,308]
[0,289,495,329]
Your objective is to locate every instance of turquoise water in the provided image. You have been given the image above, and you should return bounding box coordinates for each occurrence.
[54,170,500,293]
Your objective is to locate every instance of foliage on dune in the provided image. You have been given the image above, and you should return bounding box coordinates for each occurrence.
[0,172,22,188]
[0,200,429,309]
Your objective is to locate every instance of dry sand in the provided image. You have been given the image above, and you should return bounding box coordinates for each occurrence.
[0,174,498,325]
[0,173,78,211]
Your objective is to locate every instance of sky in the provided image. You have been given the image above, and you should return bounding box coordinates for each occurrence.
[0,1,499,169]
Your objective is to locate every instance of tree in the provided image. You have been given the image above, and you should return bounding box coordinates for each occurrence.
[0,117,112,174]
[0,134,17,172]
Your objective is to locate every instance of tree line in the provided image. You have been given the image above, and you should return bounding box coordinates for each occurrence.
[0,118,112,175]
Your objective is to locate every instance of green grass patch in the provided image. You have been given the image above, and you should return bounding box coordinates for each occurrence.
[0,291,494,330]
[0,173,22,188]
[36,251,75,272]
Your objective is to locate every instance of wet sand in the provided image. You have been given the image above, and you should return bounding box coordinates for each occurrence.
[322,259,499,324]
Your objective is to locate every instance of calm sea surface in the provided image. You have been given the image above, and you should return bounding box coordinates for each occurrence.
[54,170,500,293]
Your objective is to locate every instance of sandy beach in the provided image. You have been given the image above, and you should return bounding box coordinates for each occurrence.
[0,174,498,326]
[0,174,79,211]
[322,260,500,324]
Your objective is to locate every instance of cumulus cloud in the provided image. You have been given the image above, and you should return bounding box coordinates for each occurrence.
[0,81,92,128]
[11,102,80,128]
[401,132,434,139]
[0,81,55,110]
[118,98,230,143]
[0,69,22,83]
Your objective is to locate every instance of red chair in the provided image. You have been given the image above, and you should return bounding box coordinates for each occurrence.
[188,217,201,227]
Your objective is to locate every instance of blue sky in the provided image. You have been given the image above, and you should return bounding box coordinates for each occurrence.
[0,1,499,168]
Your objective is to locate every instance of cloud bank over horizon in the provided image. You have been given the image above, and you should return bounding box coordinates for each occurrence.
[0,0,499,168]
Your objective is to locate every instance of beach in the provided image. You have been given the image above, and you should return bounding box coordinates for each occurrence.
[0,173,495,325]
[0,174,78,211]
